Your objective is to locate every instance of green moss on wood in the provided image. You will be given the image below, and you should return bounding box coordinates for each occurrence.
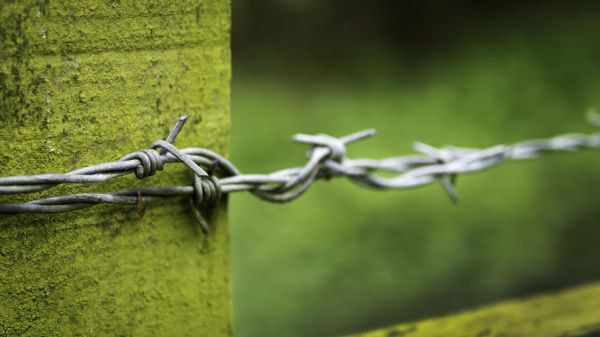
[0,0,231,336]
[347,282,600,337]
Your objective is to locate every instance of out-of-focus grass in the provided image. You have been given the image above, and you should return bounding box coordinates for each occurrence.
[229,11,600,337]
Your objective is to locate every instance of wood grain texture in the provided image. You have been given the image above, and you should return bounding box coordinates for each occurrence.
[0,1,231,336]
[347,282,600,337]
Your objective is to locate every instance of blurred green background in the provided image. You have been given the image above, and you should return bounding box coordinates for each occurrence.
[228,1,600,336]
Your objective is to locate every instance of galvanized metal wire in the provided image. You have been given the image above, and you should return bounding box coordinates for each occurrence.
[1,116,599,225]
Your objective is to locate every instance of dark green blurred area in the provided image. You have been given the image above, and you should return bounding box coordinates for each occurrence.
[229,1,600,336]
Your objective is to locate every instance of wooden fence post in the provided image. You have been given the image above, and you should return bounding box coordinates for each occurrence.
[0,1,231,336]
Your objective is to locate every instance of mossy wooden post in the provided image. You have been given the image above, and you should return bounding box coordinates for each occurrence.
[0,1,231,336]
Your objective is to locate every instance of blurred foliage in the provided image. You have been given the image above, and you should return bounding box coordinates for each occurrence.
[229,1,600,337]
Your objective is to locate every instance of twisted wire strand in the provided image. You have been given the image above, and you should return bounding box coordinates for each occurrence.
[1,116,599,217]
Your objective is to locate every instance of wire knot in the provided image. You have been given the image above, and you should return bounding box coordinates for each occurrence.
[191,164,222,233]
[294,133,347,163]
[192,174,222,208]
[120,149,164,179]
[412,142,460,204]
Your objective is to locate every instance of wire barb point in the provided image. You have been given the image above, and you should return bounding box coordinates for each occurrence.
[160,115,188,155]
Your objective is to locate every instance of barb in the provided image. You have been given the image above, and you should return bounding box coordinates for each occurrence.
[1,117,599,218]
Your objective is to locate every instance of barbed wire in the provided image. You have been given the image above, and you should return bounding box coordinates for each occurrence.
[1,115,599,231]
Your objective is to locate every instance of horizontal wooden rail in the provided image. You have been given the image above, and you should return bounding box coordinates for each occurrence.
[348,281,600,337]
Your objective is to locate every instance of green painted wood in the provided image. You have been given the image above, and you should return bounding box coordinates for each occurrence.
[347,282,600,337]
[0,1,231,336]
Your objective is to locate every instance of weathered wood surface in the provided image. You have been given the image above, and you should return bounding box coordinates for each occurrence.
[0,1,231,336]
[348,281,600,337]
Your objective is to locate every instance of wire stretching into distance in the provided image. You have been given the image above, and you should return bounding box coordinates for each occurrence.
[1,115,599,217]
